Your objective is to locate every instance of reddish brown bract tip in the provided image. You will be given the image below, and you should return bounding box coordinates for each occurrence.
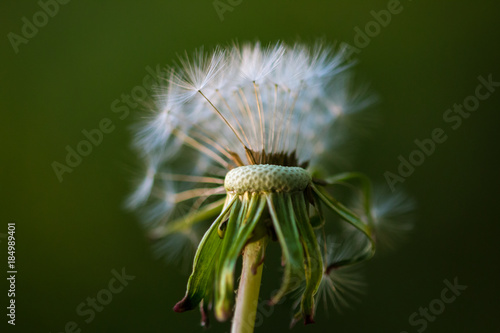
[173,295,194,313]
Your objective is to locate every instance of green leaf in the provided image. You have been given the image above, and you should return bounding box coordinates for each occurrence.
[214,196,243,321]
[224,194,267,284]
[215,193,267,321]
[290,192,323,325]
[309,187,325,228]
[152,197,227,238]
[173,195,237,313]
[311,184,376,268]
[324,172,375,228]
[267,193,305,304]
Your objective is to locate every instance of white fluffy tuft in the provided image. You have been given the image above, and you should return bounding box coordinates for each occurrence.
[371,187,415,249]
[132,41,375,171]
[314,233,367,313]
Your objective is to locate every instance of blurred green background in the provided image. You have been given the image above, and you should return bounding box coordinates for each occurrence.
[1,1,500,332]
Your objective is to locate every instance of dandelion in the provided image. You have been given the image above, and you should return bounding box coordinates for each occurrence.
[128,41,413,332]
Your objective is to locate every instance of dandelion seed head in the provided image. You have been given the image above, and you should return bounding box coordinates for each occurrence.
[127,40,414,327]
[129,40,378,263]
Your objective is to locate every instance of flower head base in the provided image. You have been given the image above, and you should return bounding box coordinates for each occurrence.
[128,41,414,330]
[225,165,311,193]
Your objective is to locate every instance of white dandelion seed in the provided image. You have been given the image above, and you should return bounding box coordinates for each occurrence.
[316,232,367,314]
[126,153,162,209]
[371,187,415,249]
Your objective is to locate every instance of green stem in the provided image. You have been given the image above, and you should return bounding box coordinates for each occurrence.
[231,239,265,333]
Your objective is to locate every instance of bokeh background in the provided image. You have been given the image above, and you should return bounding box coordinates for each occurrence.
[2,1,500,332]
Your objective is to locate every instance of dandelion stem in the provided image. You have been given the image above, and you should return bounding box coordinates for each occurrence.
[231,239,265,333]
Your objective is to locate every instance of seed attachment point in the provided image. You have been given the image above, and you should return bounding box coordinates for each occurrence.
[224,164,311,194]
